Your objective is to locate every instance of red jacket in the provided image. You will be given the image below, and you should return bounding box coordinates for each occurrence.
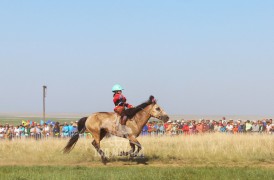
[113,93,133,111]
[182,124,189,132]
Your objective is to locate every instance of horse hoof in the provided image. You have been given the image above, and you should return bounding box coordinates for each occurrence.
[119,151,129,156]
[101,157,108,164]
[130,154,137,158]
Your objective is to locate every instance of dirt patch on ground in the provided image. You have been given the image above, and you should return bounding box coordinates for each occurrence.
[1,160,274,169]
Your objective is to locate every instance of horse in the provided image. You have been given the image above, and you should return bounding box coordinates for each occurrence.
[63,95,169,163]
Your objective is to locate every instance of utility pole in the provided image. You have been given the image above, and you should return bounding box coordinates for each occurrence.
[43,85,47,122]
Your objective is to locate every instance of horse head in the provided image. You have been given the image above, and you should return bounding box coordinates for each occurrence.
[149,96,169,122]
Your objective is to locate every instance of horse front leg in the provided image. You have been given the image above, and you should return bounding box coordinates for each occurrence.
[128,142,136,155]
[120,142,135,156]
[128,136,142,157]
[132,141,142,157]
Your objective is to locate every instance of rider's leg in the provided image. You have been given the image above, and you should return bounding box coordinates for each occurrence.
[119,116,129,137]
[121,116,127,125]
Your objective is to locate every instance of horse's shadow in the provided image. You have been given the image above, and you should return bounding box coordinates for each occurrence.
[110,156,150,165]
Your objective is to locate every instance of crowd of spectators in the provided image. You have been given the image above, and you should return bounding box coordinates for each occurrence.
[141,118,274,136]
[0,121,89,140]
[0,118,273,140]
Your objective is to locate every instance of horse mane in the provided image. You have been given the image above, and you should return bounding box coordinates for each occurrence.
[124,95,156,119]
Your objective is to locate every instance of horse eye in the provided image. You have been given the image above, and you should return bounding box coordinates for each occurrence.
[156,107,161,111]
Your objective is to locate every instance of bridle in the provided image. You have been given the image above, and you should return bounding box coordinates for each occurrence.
[137,105,153,117]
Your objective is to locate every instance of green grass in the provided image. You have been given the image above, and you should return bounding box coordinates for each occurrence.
[0,166,273,180]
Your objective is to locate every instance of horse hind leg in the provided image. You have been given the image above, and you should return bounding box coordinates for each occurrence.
[92,140,108,164]
[91,129,108,164]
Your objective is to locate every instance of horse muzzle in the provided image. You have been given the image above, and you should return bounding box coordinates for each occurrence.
[159,115,169,122]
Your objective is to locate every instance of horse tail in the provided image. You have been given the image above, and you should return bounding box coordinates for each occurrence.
[63,117,88,154]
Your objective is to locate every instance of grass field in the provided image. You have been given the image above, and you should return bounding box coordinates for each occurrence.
[1,166,274,180]
[0,134,274,179]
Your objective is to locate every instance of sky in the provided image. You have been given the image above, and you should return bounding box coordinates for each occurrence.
[0,0,274,116]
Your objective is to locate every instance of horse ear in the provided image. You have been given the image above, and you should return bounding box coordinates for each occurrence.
[149,95,156,103]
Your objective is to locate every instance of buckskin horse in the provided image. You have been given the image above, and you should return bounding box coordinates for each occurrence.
[63,96,169,163]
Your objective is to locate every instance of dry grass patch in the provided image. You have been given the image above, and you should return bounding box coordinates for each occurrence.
[0,134,273,166]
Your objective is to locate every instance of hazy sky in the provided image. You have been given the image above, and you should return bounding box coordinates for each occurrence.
[0,1,273,115]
